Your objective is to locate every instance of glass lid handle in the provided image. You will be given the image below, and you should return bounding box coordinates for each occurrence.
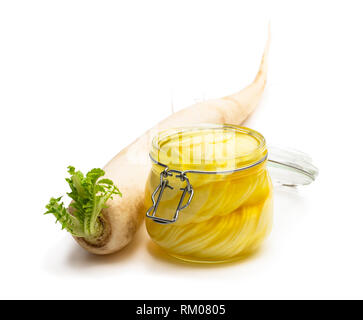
[267,146,319,187]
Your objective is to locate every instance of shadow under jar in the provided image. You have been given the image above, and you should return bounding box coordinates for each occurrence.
[145,124,273,263]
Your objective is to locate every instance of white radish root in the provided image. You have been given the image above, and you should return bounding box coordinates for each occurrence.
[74,35,270,255]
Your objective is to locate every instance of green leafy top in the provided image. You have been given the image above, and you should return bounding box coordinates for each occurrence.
[45,166,122,239]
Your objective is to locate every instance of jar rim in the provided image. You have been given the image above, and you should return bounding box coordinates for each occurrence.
[150,124,268,174]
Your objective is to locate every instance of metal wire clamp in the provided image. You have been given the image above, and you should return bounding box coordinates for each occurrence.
[146,168,194,224]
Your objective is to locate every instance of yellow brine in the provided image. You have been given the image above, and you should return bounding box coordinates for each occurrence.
[145,125,273,263]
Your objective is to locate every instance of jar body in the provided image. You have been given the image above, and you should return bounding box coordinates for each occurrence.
[145,161,273,263]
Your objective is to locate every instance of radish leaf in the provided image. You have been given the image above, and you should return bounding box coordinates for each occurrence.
[44,166,122,239]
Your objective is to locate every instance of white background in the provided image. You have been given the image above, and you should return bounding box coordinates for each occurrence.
[1,0,362,299]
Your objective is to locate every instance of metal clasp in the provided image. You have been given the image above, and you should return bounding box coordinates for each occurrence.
[146,168,194,224]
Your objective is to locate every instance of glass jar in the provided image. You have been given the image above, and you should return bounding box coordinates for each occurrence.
[145,124,273,263]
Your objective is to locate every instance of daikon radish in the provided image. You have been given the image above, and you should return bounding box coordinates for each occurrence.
[45,35,270,255]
